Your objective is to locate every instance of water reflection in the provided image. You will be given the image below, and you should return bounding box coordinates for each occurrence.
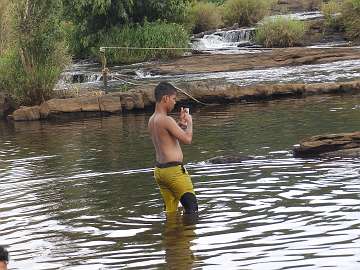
[163,213,197,270]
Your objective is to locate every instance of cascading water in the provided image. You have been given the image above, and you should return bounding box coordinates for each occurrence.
[191,28,256,51]
[191,11,325,52]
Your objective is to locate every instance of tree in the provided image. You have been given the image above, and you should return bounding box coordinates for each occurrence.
[61,0,192,57]
[132,0,192,24]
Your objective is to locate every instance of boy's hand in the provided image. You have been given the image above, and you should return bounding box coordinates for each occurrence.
[178,107,188,129]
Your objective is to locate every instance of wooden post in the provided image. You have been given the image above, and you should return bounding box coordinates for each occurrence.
[100,47,108,93]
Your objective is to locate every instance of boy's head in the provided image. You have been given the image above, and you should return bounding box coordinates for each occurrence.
[0,246,8,270]
[154,82,177,103]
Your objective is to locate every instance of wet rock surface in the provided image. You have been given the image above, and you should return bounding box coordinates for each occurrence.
[293,132,360,158]
[141,47,360,75]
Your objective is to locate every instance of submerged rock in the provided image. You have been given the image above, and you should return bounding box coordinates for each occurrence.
[293,132,360,158]
[206,155,252,164]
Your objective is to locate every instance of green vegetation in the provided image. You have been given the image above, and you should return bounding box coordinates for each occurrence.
[97,22,189,64]
[255,17,307,47]
[0,0,11,54]
[0,0,69,105]
[320,0,360,41]
[189,1,223,33]
[62,0,192,59]
[341,0,360,41]
[222,0,274,27]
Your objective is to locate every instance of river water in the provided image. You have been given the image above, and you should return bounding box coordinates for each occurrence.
[1,94,360,269]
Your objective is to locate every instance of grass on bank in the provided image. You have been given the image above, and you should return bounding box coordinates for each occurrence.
[342,0,360,41]
[320,0,360,42]
[222,0,275,27]
[189,1,223,33]
[255,16,307,47]
[86,21,190,64]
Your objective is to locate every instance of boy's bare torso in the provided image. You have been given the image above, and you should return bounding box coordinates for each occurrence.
[148,113,183,163]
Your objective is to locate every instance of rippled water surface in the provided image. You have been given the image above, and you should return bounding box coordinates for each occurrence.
[1,95,360,269]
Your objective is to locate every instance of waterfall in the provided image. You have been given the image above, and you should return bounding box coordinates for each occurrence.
[191,28,256,51]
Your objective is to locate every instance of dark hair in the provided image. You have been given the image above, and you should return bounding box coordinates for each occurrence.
[0,246,8,262]
[154,82,177,102]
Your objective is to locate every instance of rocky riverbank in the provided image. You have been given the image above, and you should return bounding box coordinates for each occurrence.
[8,79,360,121]
[3,44,360,121]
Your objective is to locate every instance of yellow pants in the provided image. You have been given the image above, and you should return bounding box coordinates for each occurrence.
[154,164,195,213]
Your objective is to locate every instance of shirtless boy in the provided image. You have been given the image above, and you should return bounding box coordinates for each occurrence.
[148,82,198,214]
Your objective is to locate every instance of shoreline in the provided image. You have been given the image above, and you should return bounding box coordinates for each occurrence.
[7,79,360,121]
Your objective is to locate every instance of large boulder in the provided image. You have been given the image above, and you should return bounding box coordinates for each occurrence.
[12,106,41,121]
[111,91,146,110]
[79,96,100,112]
[46,98,82,113]
[99,95,122,113]
[293,132,360,158]
[39,96,106,116]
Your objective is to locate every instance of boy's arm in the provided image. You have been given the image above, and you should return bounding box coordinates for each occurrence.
[165,116,192,144]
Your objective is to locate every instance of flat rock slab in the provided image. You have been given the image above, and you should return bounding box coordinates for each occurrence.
[142,47,360,75]
[293,132,360,158]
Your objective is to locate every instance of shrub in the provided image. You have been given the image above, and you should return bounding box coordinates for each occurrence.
[255,16,307,47]
[189,1,223,33]
[222,0,274,27]
[321,0,343,30]
[0,47,68,105]
[0,0,70,105]
[341,0,360,41]
[93,21,190,64]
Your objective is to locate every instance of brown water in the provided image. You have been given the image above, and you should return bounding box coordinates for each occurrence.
[1,95,360,269]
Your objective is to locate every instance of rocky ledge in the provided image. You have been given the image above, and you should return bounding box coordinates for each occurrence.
[142,47,360,75]
[8,79,360,121]
[293,132,360,158]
